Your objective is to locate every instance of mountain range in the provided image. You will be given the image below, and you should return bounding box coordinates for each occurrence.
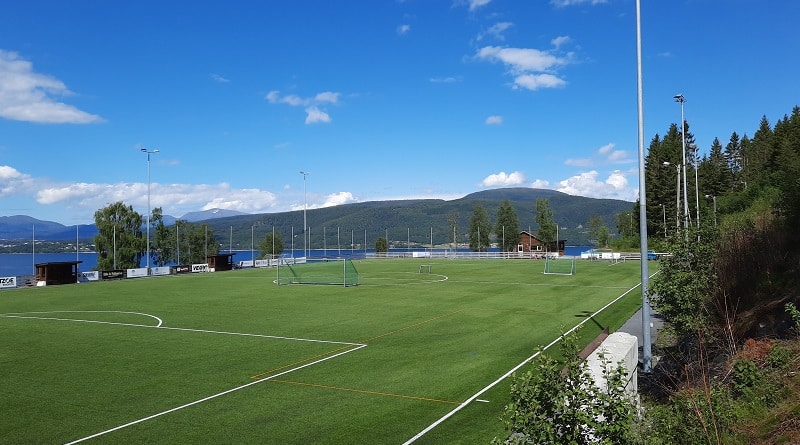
[0,189,634,246]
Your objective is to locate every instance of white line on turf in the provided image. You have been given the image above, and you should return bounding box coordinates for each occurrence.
[63,344,368,445]
[3,310,369,441]
[0,310,164,327]
[0,311,364,346]
[401,272,658,444]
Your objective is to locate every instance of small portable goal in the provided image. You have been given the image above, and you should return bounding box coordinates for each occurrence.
[543,256,576,276]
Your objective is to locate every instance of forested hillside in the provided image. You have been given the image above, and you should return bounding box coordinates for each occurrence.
[200,188,632,249]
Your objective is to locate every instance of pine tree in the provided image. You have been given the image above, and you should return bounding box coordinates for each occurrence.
[468,204,491,252]
[495,200,521,252]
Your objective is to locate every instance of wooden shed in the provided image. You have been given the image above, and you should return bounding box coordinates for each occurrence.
[206,253,235,271]
[519,231,565,256]
[35,261,81,286]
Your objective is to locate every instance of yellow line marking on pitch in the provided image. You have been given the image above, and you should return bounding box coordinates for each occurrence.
[360,309,466,343]
[249,345,356,380]
[250,309,465,380]
[269,379,462,405]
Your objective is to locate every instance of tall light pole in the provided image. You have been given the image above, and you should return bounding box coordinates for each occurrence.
[141,148,159,273]
[636,0,652,373]
[300,171,310,258]
[663,161,681,231]
[705,194,717,227]
[674,94,690,229]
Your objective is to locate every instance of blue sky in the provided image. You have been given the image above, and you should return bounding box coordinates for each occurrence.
[1,0,798,225]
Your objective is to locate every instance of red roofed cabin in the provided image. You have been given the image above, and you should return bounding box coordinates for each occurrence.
[519,231,565,257]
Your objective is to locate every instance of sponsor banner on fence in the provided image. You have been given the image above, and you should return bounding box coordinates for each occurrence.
[173,265,191,274]
[412,251,431,258]
[127,268,148,278]
[78,271,99,282]
[255,259,272,268]
[0,276,17,289]
[101,270,125,280]
[151,266,171,276]
[191,263,210,273]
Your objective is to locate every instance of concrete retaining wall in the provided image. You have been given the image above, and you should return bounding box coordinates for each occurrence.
[585,331,638,400]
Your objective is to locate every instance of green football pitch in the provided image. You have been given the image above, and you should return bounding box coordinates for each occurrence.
[0,258,653,444]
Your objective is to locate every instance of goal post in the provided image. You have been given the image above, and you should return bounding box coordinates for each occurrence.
[543,256,576,276]
[276,258,359,286]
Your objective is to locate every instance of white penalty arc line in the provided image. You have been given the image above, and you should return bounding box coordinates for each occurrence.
[63,343,367,445]
[0,310,164,327]
[402,272,657,445]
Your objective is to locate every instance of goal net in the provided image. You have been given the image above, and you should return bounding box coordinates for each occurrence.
[277,258,359,286]
[543,256,576,276]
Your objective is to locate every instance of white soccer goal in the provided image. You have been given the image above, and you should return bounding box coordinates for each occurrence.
[543,256,576,276]
[276,258,360,286]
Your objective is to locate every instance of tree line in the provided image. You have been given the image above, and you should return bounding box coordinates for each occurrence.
[495,104,800,444]
[92,202,284,270]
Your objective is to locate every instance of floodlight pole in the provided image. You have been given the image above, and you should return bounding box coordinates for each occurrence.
[141,148,159,274]
[663,161,681,231]
[674,94,689,229]
[300,171,310,258]
[636,0,652,373]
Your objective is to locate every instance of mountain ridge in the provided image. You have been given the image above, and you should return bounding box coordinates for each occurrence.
[1,189,634,246]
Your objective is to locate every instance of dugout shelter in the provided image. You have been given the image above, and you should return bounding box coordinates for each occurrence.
[35,261,81,286]
[206,253,235,271]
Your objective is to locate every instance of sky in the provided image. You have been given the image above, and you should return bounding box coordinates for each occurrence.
[1,0,799,225]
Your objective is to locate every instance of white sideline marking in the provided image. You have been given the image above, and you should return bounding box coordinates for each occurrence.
[64,344,367,445]
[0,311,363,346]
[2,310,368,442]
[401,273,657,444]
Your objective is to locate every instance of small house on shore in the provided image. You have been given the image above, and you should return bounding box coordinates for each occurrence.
[519,231,565,256]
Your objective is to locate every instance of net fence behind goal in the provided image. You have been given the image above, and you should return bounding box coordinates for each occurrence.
[543,256,576,276]
[277,258,360,286]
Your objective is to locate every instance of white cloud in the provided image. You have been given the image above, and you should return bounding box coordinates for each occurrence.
[607,150,628,162]
[210,73,230,83]
[475,46,571,91]
[477,46,565,72]
[0,50,104,124]
[0,165,36,195]
[478,22,512,41]
[485,115,503,125]
[266,90,340,124]
[481,171,527,187]
[397,24,411,35]
[556,170,634,200]
[468,0,492,11]
[598,142,614,154]
[305,106,331,124]
[429,76,462,83]
[34,179,279,216]
[513,73,566,90]
[322,191,357,208]
[551,36,572,49]
[531,179,550,188]
[550,0,607,7]
[314,91,340,104]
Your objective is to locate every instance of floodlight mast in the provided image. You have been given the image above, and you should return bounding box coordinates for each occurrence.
[636,0,652,373]
[674,94,690,230]
[300,171,310,258]
[141,148,159,274]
